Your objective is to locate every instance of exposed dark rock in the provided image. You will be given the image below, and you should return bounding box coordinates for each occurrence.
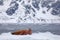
[24,5,31,10]
[42,11,46,14]
[24,5,31,14]
[51,1,60,15]
[31,8,36,12]
[51,1,60,9]
[41,19,46,22]
[0,0,3,5]
[41,0,54,7]
[51,9,59,15]
[33,14,35,17]
[32,0,40,10]
[25,10,30,14]
[18,0,22,2]
[6,3,19,16]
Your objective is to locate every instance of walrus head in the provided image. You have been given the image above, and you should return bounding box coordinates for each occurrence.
[28,28,32,35]
[11,32,15,35]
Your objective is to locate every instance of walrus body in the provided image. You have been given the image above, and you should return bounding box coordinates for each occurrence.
[11,29,32,35]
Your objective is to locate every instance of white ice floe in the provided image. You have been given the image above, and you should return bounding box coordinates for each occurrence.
[0,32,60,40]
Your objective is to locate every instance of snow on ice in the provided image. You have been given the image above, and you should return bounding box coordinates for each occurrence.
[0,32,60,40]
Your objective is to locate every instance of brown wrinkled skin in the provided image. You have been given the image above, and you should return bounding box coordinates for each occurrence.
[11,28,32,35]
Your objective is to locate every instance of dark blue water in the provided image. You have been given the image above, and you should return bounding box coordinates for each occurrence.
[0,23,60,35]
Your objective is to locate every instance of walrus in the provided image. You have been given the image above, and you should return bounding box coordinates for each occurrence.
[11,28,32,35]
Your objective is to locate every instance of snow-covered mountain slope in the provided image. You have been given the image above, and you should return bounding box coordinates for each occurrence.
[0,0,60,23]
